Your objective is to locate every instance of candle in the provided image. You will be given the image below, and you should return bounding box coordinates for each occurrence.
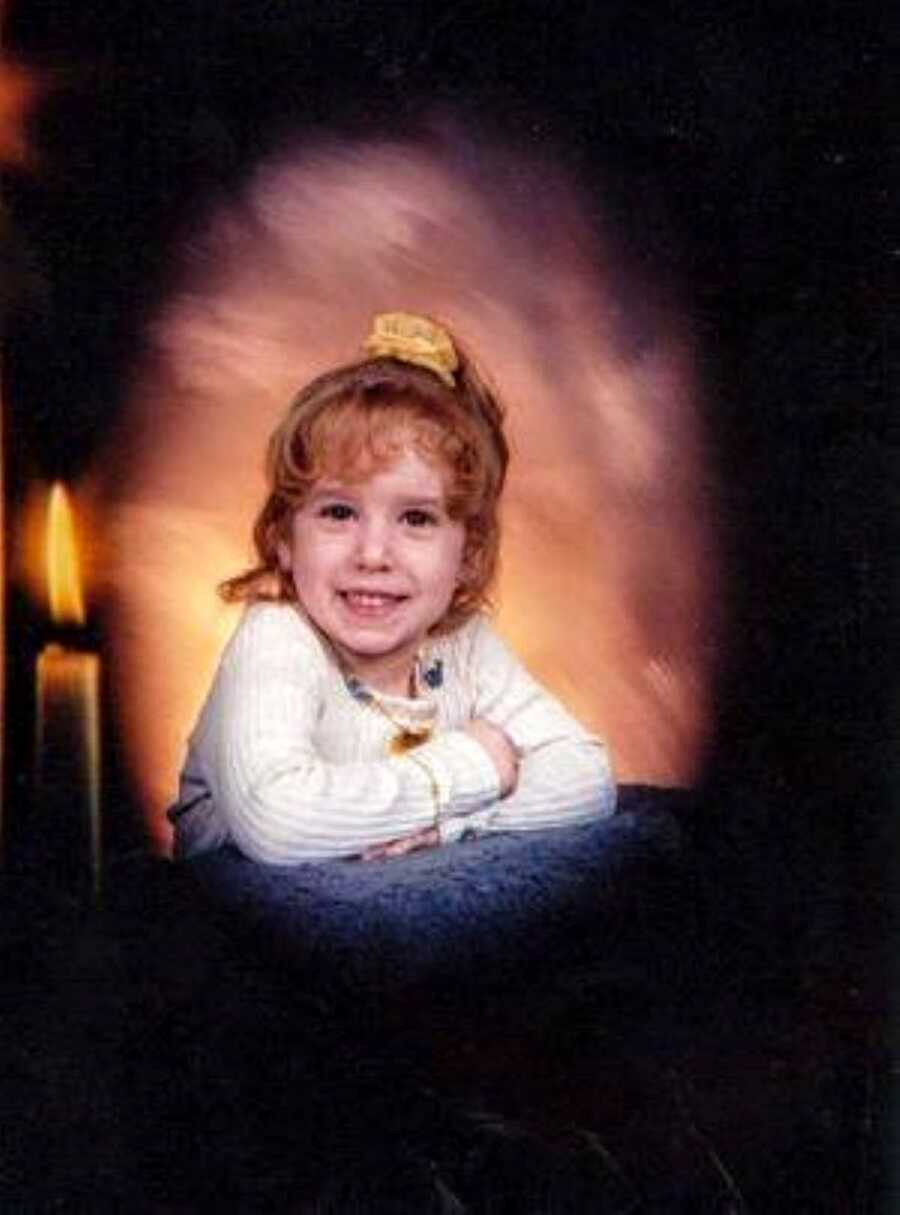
[33,483,102,900]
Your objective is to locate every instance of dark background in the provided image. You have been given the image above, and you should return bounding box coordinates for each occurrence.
[5,0,889,917]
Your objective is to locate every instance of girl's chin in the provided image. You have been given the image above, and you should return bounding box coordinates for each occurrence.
[336,634,418,662]
[331,627,424,669]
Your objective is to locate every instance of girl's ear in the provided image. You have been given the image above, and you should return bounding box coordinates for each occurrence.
[276,541,291,572]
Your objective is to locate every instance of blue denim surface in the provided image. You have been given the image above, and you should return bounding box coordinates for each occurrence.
[184,786,694,998]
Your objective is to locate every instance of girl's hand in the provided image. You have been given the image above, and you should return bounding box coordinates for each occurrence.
[361,825,440,862]
[463,718,519,797]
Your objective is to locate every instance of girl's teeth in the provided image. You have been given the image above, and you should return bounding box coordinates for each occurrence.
[346,592,397,606]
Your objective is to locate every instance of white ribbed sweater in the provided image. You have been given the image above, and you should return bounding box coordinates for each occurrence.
[169,603,615,863]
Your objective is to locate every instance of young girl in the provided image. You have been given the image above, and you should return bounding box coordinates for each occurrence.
[169,312,616,863]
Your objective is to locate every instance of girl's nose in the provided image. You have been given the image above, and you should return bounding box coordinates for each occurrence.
[354,518,393,569]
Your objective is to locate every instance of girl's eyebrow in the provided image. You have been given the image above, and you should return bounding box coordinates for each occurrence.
[399,495,444,508]
[306,484,448,511]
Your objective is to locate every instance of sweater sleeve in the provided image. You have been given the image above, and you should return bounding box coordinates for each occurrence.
[438,618,616,841]
[193,606,499,863]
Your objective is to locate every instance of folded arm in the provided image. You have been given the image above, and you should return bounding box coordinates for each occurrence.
[438,619,616,844]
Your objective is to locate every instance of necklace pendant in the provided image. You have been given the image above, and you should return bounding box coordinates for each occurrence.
[389,727,432,756]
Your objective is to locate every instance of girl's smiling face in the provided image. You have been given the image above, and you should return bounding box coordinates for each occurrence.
[278,446,466,695]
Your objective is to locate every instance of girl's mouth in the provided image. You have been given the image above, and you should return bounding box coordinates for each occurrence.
[340,590,407,611]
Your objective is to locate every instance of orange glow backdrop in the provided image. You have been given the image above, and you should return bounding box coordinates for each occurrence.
[90,131,723,852]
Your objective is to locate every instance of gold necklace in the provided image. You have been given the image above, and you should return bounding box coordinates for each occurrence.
[343,673,435,756]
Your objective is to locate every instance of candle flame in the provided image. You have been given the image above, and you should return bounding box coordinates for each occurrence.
[46,482,86,626]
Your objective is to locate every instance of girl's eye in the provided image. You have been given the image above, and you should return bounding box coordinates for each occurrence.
[402,508,439,528]
[319,503,355,521]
